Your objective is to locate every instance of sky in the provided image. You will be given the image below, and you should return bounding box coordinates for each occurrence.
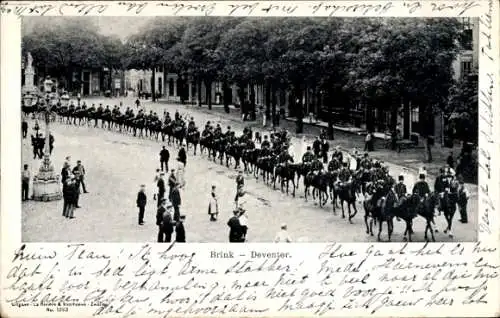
[22,17,154,41]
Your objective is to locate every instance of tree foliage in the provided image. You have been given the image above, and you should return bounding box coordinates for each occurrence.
[24,17,466,136]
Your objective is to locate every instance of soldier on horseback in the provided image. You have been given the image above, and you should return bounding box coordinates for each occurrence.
[338,161,351,182]
[278,148,293,165]
[261,135,270,149]
[214,124,222,136]
[188,117,196,131]
[302,146,315,163]
[412,174,430,200]
[327,156,341,172]
[331,146,343,163]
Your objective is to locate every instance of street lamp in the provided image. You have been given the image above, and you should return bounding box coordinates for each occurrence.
[32,92,62,201]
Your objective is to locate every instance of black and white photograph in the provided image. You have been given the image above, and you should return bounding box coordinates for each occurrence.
[21,16,479,243]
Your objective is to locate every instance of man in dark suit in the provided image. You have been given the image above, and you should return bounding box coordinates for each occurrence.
[312,137,321,158]
[175,215,186,242]
[169,182,181,222]
[159,146,170,172]
[178,145,187,167]
[168,169,176,199]
[156,200,174,243]
[157,172,166,207]
[227,209,242,243]
[136,184,147,225]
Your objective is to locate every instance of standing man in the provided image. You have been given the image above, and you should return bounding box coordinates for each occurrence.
[31,134,38,159]
[22,164,31,201]
[175,215,186,242]
[37,133,45,159]
[136,184,147,225]
[178,144,187,167]
[320,137,329,164]
[156,199,174,243]
[168,169,177,199]
[157,172,166,207]
[313,137,321,158]
[446,151,455,169]
[22,117,28,139]
[234,170,245,203]
[72,160,88,193]
[49,134,54,155]
[159,146,170,172]
[227,209,242,243]
[169,182,181,222]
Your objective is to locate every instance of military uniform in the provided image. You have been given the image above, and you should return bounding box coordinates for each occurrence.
[302,151,315,163]
[412,180,430,199]
[394,182,407,199]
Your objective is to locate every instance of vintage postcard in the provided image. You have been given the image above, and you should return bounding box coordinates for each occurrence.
[1,0,499,317]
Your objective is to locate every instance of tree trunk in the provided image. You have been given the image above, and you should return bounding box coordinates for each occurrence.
[197,77,202,107]
[271,83,277,127]
[151,67,156,102]
[206,79,212,110]
[222,80,230,113]
[265,80,271,125]
[249,83,256,114]
[295,85,304,134]
[237,82,246,114]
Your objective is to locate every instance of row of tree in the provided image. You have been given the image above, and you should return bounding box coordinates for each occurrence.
[23,17,475,146]
[22,18,124,94]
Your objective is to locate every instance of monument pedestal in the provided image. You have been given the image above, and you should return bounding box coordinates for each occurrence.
[32,156,62,202]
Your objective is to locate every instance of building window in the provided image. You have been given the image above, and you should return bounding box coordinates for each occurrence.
[461,61,472,78]
[461,18,472,30]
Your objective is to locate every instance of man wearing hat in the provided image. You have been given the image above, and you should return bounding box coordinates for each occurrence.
[168,169,177,198]
[227,209,242,243]
[259,135,269,150]
[159,145,170,172]
[313,136,321,158]
[136,184,147,225]
[169,182,182,222]
[302,146,315,163]
[175,215,186,242]
[157,172,166,207]
[394,175,407,200]
[412,174,430,200]
[156,199,174,242]
[177,144,187,167]
[320,137,330,164]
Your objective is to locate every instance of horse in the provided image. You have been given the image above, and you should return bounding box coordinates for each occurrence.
[304,171,329,207]
[335,179,360,223]
[414,193,439,242]
[186,129,201,155]
[273,163,297,197]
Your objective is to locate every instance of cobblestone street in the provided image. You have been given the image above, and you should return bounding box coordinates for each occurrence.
[22,97,477,242]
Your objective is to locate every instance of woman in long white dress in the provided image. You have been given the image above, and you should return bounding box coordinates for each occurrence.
[208,185,219,221]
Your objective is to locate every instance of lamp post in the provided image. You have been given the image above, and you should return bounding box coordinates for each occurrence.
[32,93,62,201]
